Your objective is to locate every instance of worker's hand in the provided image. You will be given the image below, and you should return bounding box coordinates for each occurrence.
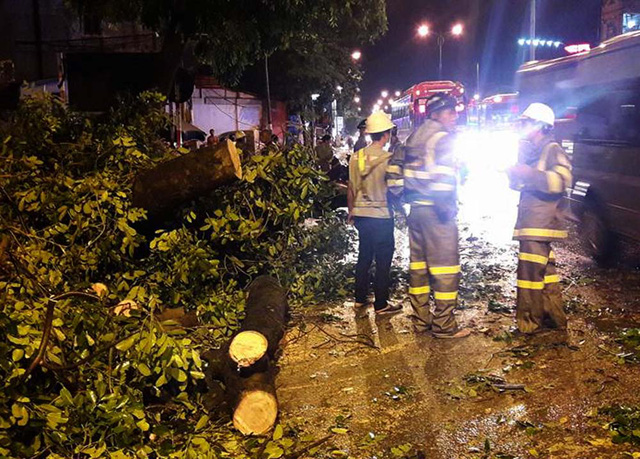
[347,213,355,226]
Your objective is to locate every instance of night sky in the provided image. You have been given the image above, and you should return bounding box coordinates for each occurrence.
[360,0,602,109]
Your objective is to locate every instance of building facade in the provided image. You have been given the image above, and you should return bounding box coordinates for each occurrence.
[602,0,640,41]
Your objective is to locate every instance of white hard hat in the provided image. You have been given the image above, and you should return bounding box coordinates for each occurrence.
[520,103,555,127]
[365,112,395,134]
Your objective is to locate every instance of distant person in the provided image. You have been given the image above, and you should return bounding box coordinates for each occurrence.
[353,119,368,152]
[207,129,218,147]
[316,134,334,171]
[348,112,400,315]
[507,103,571,335]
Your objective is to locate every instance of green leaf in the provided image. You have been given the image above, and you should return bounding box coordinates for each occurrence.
[137,363,152,377]
[116,334,137,351]
[273,424,284,440]
[195,414,209,431]
[136,419,150,431]
[12,348,24,361]
[331,427,348,434]
[264,442,284,459]
[155,374,167,387]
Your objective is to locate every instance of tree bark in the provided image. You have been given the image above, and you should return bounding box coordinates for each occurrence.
[132,139,242,219]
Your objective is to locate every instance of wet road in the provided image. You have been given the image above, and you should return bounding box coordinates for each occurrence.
[275,151,640,458]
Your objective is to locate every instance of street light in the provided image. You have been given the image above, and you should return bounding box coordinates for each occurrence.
[381,90,389,98]
[351,50,362,61]
[417,22,464,80]
[354,96,361,103]
[377,99,383,105]
[395,90,401,97]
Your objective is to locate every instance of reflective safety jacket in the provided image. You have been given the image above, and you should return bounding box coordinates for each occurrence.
[511,136,573,242]
[348,145,392,219]
[386,120,457,210]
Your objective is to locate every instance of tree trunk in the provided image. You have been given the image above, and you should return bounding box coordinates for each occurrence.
[202,275,288,435]
[132,140,242,219]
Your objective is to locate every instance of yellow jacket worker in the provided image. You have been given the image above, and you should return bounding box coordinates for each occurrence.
[348,112,400,315]
[508,103,572,334]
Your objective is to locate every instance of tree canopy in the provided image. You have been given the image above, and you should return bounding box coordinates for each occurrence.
[67,0,387,84]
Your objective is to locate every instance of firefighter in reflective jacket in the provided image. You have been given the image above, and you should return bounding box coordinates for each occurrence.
[348,112,401,315]
[508,103,572,334]
[387,94,470,339]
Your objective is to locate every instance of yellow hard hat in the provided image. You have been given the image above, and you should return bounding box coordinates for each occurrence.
[365,112,395,134]
[235,130,246,140]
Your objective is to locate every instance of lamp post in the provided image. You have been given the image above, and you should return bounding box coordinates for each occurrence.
[417,23,464,80]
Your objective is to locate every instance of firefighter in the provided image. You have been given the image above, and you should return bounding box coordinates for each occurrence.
[508,103,571,334]
[388,94,470,338]
[348,112,400,315]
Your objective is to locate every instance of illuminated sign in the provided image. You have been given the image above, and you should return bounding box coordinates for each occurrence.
[564,43,591,54]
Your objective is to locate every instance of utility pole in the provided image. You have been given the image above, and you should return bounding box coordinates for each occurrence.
[476,62,480,98]
[530,0,537,61]
[438,35,445,80]
[265,54,273,131]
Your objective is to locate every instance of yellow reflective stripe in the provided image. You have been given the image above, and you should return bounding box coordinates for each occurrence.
[432,165,456,176]
[434,291,458,301]
[429,265,461,275]
[517,280,545,290]
[387,179,404,187]
[518,252,548,265]
[426,132,448,168]
[358,149,365,172]
[404,169,431,179]
[410,261,427,270]
[514,229,568,238]
[552,165,572,184]
[431,183,455,192]
[546,171,564,193]
[544,275,560,284]
[412,200,434,206]
[387,165,402,174]
[549,251,556,260]
[409,286,431,295]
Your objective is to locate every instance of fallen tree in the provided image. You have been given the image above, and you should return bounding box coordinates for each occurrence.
[0,93,353,457]
[203,275,288,435]
[132,139,242,219]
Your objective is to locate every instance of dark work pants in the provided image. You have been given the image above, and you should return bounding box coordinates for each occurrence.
[354,217,395,310]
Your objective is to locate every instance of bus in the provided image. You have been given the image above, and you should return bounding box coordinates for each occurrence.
[391,80,466,140]
[517,30,640,262]
[478,93,519,130]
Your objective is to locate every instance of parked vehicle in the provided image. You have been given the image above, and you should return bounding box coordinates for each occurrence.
[390,80,466,140]
[517,30,640,263]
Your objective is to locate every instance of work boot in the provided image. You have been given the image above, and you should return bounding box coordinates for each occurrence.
[432,327,471,339]
[375,302,403,316]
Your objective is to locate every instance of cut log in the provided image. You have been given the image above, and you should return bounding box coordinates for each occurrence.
[202,275,288,435]
[228,363,278,436]
[202,349,278,435]
[132,139,242,219]
[229,330,269,369]
[228,275,288,369]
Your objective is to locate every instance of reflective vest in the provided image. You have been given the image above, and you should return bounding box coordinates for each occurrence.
[386,120,458,208]
[349,145,392,219]
[512,137,573,241]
